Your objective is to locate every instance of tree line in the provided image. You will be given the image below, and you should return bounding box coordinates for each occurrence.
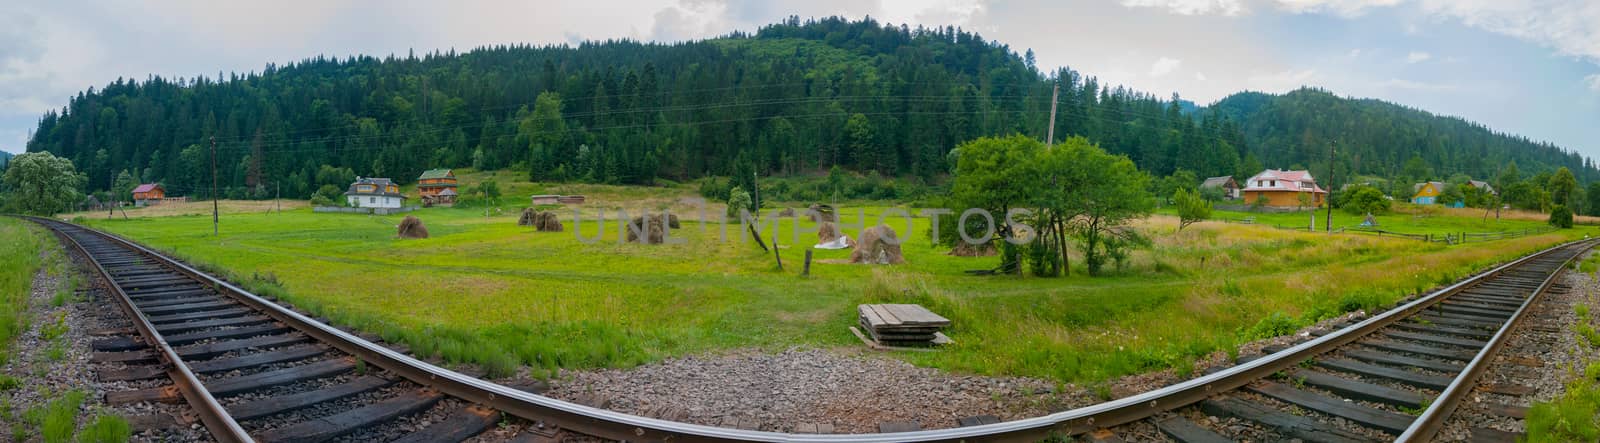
[23,17,1252,202]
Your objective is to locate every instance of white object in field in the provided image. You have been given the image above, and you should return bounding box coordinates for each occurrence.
[814,235,851,249]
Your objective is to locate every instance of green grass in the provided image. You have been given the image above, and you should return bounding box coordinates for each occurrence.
[1191,205,1554,236]
[22,389,86,443]
[0,217,46,365]
[79,182,1588,384]
[79,414,132,443]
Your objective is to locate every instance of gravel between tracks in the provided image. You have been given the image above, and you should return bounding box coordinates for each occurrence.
[545,347,1083,433]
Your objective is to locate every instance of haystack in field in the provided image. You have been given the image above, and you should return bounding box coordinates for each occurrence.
[807,204,837,223]
[777,208,796,217]
[849,225,905,264]
[397,215,429,239]
[517,208,538,226]
[814,221,854,249]
[534,212,563,232]
[626,214,669,244]
[949,241,996,257]
[666,213,681,229]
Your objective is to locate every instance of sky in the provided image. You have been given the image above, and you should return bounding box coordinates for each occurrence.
[2,0,1598,160]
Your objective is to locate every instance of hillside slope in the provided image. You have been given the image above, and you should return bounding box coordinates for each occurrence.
[1208,88,1594,183]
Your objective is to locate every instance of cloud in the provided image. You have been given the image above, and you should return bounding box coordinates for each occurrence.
[1149,57,1183,76]
[1273,0,1402,17]
[1586,74,1600,92]
[1347,48,1362,57]
[1416,0,1600,64]
[1195,71,1208,81]
[1406,51,1431,63]
[1119,0,1246,16]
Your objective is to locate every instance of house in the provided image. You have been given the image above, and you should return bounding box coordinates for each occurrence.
[345,177,406,209]
[131,184,165,206]
[1199,176,1241,199]
[1241,169,1327,208]
[1411,181,1446,205]
[1468,180,1497,196]
[416,169,458,206]
[82,195,107,211]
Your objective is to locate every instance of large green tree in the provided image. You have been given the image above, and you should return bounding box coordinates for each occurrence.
[3,152,83,215]
[1048,137,1153,276]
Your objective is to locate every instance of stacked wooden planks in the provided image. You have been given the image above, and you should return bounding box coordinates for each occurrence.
[857,304,951,347]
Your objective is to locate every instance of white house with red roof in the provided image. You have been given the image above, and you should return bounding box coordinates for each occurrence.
[1241,169,1327,208]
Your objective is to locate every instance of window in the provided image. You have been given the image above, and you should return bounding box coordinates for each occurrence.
[1270,180,1276,187]
[369,197,376,204]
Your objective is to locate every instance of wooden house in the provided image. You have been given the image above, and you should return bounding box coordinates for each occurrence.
[1468,180,1497,196]
[345,177,406,209]
[131,183,165,206]
[1199,176,1240,199]
[1241,169,1326,208]
[417,169,458,206]
[1411,181,1445,205]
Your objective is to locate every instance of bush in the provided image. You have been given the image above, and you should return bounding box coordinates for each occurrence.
[1550,205,1574,228]
[1175,188,1210,231]
[1341,185,1391,215]
[726,186,752,218]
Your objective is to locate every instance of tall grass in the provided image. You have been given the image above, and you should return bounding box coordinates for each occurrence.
[82,193,1585,384]
[0,218,45,365]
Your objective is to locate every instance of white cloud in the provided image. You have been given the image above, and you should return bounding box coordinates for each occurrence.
[1406,51,1431,63]
[1195,71,1208,81]
[1120,0,1246,16]
[1347,48,1362,57]
[1416,0,1600,64]
[1586,74,1600,92]
[1150,57,1183,76]
[1273,0,1402,17]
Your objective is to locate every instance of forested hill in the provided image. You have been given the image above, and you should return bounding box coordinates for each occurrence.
[1208,88,1597,184]
[24,17,1247,199]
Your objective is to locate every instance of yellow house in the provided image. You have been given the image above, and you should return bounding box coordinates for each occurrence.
[1411,181,1445,205]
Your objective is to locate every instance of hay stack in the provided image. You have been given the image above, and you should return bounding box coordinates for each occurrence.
[397,216,430,239]
[849,225,905,264]
[666,213,680,229]
[777,208,796,217]
[517,208,538,226]
[948,241,996,257]
[807,204,837,223]
[534,211,563,232]
[818,222,843,243]
[626,215,669,244]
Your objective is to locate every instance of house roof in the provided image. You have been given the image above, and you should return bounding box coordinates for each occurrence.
[418,168,454,180]
[437,188,457,196]
[1412,181,1446,194]
[1242,169,1326,194]
[131,183,161,194]
[1200,176,1236,189]
[344,177,406,198]
[1468,180,1496,194]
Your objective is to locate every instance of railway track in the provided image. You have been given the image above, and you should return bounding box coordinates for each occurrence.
[30,217,1593,442]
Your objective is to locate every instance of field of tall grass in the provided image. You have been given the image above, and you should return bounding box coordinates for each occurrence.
[0,217,45,364]
[75,183,1591,384]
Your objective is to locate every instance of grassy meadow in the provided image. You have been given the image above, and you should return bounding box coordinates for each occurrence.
[72,175,1594,385]
[0,217,46,364]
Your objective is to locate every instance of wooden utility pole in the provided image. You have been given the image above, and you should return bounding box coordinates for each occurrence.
[1325,139,1335,232]
[1045,81,1060,147]
[210,136,219,236]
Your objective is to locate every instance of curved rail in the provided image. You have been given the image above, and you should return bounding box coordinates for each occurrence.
[27,216,1589,442]
[39,218,254,443]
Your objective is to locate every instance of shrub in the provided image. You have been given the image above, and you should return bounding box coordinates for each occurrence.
[726,186,752,218]
[1341,185,1391,215]
[1241,311,1302,340]
[1175,188,1211,231]
[1550,205,1574,228]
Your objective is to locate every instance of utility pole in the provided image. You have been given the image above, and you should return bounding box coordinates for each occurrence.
[210,136,219,236]
[1325,139,1335,232]
[1045,81,1060,147]
[275,182,281,213]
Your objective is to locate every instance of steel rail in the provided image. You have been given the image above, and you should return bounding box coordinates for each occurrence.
[33,218,255,443]
[1397,240,1591,441]
[34,217,1587,443]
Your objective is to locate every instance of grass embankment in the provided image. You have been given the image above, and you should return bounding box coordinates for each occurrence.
[80,185,1590,385]
[0,218,131,443]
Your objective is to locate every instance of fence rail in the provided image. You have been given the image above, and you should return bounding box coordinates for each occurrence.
[1217,217,1557,244]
